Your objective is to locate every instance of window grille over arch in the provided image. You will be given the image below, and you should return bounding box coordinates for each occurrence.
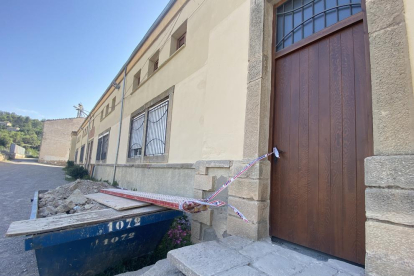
[129,113,145,158]
[145,100,169,156]
[275,0,362,52]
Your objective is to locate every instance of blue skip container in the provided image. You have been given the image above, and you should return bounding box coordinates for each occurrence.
[24,190,181,276]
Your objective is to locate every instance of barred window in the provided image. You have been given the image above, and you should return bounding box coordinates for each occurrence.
[79,145,85,163]
[145,100,169,156]
[275,0,362,51]
[96,131,110,161]
[129,113,145,158]
[74,149,78,163]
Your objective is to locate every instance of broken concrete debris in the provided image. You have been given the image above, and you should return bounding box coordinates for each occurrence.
[38,180,113,218]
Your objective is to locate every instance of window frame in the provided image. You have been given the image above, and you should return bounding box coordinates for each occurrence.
[153,59,159,72]
[74,149,79,164]
[128,113,145,159]
[133,70,141,92]
[148,51,160,75]
[95,129,110,163]
[79,144,85,164]
[111,97,116,112]
[177,32,186,49]
[126,86,174,163]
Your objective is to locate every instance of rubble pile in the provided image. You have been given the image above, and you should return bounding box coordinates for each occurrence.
[38,180,113,217]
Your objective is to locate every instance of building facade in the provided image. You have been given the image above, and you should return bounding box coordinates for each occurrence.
[71,0,414,274]
[39,118,84,165]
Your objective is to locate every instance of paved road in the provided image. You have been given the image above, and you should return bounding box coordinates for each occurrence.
[0,159,67,276]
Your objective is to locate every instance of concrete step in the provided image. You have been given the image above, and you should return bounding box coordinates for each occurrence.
[167,239,252,276]
[167,236,365,276]
[142,259,184,276]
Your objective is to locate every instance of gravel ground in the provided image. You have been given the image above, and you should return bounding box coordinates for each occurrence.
[0,159,68,276]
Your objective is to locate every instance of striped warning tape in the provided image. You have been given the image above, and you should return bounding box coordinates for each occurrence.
[101,147,280,223]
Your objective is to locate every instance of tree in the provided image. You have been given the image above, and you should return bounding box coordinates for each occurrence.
[0,132,12,148]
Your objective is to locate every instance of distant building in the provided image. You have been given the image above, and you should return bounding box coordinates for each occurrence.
[10,143,25,159]
[39,118,84,166]
[6,127,20,132]
[0,121,12,127]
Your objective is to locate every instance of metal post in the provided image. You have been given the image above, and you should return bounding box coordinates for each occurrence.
[112,66,127,184]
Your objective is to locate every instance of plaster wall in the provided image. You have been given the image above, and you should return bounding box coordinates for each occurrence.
[73,0,250,165]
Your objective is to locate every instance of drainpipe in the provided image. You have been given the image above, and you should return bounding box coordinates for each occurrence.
[112,66,127,184]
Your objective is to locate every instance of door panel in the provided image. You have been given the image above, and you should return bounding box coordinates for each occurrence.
[270,21,372,264]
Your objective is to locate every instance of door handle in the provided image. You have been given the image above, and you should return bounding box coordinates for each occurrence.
[273,146,281,163]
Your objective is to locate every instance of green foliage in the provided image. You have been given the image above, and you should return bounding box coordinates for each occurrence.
[0,111,43,156]
[66,165,89,179]
[112,180,119,187]
[96,216,192,276]
[66,160,75,167]
[25,148,39,158]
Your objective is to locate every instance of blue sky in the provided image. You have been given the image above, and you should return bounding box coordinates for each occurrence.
[0,0,170,120]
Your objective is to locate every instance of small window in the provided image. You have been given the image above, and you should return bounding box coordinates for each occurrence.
[101,110,104,120]
[170,21,187,55]
[177,32,186,49]
[154,59,159,71]
[133,70,141,90]
[74,149,78,163]
[128,113,145,158]
[79,145,85,163]
[145,100,169,156]
[112,97,116,112]
[96,131,110,161]
[105,104,109,116]
[149,51,160,75]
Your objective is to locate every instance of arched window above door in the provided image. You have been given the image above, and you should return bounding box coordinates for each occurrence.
[275,0,362,52]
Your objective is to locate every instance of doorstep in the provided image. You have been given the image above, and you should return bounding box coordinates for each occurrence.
[167,236,365,276]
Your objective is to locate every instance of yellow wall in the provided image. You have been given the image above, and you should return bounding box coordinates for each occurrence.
[403,0,414,94]
[74,0,250,165]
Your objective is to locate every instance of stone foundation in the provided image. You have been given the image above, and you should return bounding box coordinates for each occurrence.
[191,159,270,243]
[94,163,195,198]
[365,156,414,276]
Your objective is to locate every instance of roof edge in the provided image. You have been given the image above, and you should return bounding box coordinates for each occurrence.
[78,0,177,132]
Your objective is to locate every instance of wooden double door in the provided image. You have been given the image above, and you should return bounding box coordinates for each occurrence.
[270,11,372,265]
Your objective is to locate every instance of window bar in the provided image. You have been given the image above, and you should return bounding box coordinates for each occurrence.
[301,0,304,40]
[282,4,285,50]
[276,0,314,15]
[336,0,339,22]
[323,0,326,28]
[291,0,294,45]
[312,0,315,35]
[275,3,361,49]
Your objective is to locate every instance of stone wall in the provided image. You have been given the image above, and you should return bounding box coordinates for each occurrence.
[39,118,84,166]
[365,156,414,275]
[365,0,414,275]
[191,160,232,243]
[94,163,195,198]
[191,159,270,243]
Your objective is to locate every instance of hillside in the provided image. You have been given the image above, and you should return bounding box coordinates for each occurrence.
[0,111,44,157]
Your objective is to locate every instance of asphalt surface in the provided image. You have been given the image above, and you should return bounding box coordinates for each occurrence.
[0,159,67,276]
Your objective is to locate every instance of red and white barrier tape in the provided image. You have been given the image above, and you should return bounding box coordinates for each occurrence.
[101,147,280,223]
